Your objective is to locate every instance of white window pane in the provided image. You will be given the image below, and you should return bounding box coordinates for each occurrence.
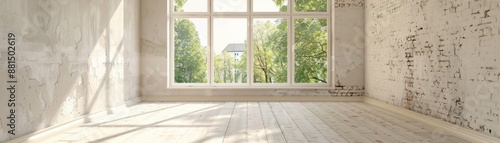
[253,18,288,83]
[294,0,327,12]
[214,0,247,12]
[253,0,287,12]
[213,18,248,83]
[174,0,208,12]
[294,18,328,83]
[174,18,208,83]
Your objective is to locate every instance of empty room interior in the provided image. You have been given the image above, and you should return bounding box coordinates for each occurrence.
[1,0,500,142]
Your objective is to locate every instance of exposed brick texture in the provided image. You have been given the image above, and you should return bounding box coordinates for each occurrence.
[366,0,500,138]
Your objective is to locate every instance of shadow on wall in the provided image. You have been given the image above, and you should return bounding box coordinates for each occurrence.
[0,0,139,141]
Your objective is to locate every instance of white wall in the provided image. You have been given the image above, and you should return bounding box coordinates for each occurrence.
[366,0,500,138]
[0,0,140,141]
[140,0,366,97]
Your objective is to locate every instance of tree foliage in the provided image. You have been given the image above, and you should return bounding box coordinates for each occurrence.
[174,18,207,83]
[253,20,287,83]
[293,0,328,12]
[214,48,247,83]
[274,0,328,83]
[174,0,187,12]
[293,18,328,83]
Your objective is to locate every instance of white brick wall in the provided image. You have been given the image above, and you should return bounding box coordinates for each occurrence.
[366,0,500,138]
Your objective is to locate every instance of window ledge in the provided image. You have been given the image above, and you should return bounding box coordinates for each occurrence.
[166,86,334,90]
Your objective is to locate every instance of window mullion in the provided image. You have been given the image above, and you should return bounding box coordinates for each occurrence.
[330,0,334,88]
[289,0,293,86]
[208,0,211,14]
[248,0,252,13]
[289,17,294,86]
[248,16,252,86]
[208,0,213,86]
[208,17,213,86]
[248,0,253,87]
[167,0,171,87]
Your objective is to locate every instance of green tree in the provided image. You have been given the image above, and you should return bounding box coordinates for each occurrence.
[271,0,328,83]
[174,0,187,12]
[235,50,248,83]
[253,20,287,83]
[293,0,327,12]
[173,0,207,83]
[174,18,207,83]
[214,48,247,83]
[214,51,235,83]
[293,18,328,83]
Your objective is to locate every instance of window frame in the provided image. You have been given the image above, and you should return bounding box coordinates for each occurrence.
[168,0,333,88]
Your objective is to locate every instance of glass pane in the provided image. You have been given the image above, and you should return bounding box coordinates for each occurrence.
[214,0,247,12]
[253,19,288,83]
[253,0,287,12]
[174,18,208,83]
[294,0,327,12]
[213,18,248,83]
[174,0,208,12]
[294,18,328,83]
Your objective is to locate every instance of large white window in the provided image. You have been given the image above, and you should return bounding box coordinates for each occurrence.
[169,0,331,87]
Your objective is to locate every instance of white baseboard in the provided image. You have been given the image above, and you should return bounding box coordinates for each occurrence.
[141,95,365,102]
[6,97,141,143]
[363,97,500,143]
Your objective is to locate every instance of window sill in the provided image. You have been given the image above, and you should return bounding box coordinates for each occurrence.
[166,86,334,90]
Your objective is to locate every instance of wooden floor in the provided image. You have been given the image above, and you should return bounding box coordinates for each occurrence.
[42,102,469,143]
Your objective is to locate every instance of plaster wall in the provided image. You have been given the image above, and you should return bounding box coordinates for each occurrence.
[366,0,500,138]
[140,0,365,97]
[0,0,140,141]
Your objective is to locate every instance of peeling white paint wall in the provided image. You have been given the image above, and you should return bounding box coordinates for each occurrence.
[366,0,500,138]
[0,0,140,141]
[140,0,365,97]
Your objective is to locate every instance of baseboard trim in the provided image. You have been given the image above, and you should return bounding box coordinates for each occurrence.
[363,97,500,143]
[141,95,364,102]
[6,97,141,143]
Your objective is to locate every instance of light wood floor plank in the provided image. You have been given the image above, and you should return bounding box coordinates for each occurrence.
[302,102,373,143]
[247,102,268,143]
[316,102,376,134]
[40,102,471,143]
[269,102,308,143]
[175,102,225,143]
[259,102,287,143]
[330,103,412,143]
[99,102,214,142]
[223,102,248,143]
[203,102,236,143]
[344,102,432,142]
[349,102,435,133]
[281,102,331,143]
[295,102,349,143]
[349,102,470,143]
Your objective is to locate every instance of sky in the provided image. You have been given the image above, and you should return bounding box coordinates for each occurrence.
[180,0,285,53]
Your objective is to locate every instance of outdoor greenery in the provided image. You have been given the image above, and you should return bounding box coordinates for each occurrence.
[174,18,207,83]
[214,50,247,83]
[174,0,328,84]
[253,19,288,83]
